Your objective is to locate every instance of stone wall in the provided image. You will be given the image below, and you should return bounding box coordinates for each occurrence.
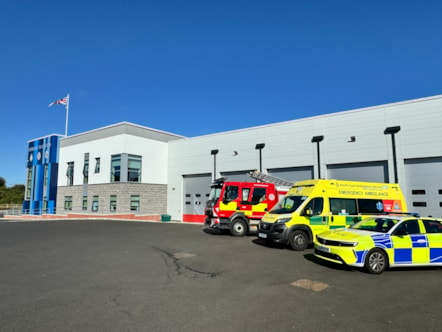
[57,183,167,215]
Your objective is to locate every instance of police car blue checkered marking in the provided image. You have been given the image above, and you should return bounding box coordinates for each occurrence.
[411,234,428,248]
[394,248,412,264]
[430,248,442,263]
[371,234,393,249]
[355,250,366,264]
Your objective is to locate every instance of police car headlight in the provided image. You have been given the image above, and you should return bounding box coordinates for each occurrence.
[276,217,291,224]
[339,242,358,247]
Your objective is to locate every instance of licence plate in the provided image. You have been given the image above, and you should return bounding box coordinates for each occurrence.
[316,244,330,253]
[258,232,267,239]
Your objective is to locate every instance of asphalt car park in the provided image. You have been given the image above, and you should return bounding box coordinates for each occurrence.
[0,219,440,332]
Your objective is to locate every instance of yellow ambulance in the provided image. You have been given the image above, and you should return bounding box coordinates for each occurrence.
[257,179,407,251]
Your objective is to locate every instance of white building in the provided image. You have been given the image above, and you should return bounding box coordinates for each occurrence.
[57,122,184,217]
[56,95,442,220]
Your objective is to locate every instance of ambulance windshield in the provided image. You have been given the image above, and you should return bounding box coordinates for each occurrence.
[270,195,307,214]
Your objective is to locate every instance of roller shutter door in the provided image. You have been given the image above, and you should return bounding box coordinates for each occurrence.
[327,161,388,182]
[268,167,313,183]
[220,170,253,182]
[404,157,442,218]
[183,173,212,222]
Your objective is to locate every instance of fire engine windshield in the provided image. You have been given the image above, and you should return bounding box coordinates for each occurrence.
[208,187,222,201]
[269,195,307,214]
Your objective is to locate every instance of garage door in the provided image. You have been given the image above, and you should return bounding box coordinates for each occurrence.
[404,157,442,218]
[220,170,253,182]
[183,173,212,223]
[268,166,313,183]
[327,161,388,183]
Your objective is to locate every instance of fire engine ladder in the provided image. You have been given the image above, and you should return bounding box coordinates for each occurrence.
[248,170,293,187]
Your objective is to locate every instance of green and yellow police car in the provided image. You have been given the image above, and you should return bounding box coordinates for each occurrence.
[314,214,442,274]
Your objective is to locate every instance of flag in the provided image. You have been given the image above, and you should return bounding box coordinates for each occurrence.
[49,95,69,107]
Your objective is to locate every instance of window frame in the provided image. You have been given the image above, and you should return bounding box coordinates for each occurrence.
[64,196,73,211]
[111,155,121,183]
[94,157,101,173]
[82,196,88,211]
[130,195,140,211]
[127,155,142,183]
[66,162,74,186]
[91,195,99,212]
[110,195,117,212]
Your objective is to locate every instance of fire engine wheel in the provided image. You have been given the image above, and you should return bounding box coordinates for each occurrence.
[230,219,248,237]
[288,230,309,251]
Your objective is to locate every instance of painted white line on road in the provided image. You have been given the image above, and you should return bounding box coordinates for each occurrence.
[173,252,196,259]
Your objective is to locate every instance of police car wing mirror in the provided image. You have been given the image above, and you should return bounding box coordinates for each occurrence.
[393,230,408,236]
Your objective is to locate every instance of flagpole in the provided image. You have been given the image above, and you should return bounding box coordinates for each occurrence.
[65,93,70,137]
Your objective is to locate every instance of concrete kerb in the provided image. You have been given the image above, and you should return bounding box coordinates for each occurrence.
[2,214,203,225]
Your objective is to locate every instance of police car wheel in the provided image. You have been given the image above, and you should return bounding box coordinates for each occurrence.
[230,219,247,237]
[289,230,309,251]
[365,248,388,274]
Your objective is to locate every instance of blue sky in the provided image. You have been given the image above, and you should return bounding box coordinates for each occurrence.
[1,0,441,186]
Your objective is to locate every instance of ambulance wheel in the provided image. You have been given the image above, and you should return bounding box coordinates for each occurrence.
[230,219,247,237]
[288,230,309,251]
[364,248,388,274]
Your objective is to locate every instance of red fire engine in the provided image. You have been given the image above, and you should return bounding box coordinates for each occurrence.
[204,171,292,236]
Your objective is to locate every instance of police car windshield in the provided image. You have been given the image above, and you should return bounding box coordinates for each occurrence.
[350,217,399,233]
[270,195,306,214]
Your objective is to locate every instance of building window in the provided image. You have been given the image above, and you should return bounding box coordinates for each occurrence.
[25,168,32,199]
[82,196,88,211]
[110,195,117,212]
[66,162,74,186]
[43,165,48,199]
[95,157,101,173]
[83,153,89,184]
[412,189,426,195]
[64,196,73,211]
[111,155,121,182]
[92,195,99,212]
[128,155,142,182]
[130,195,140,211]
